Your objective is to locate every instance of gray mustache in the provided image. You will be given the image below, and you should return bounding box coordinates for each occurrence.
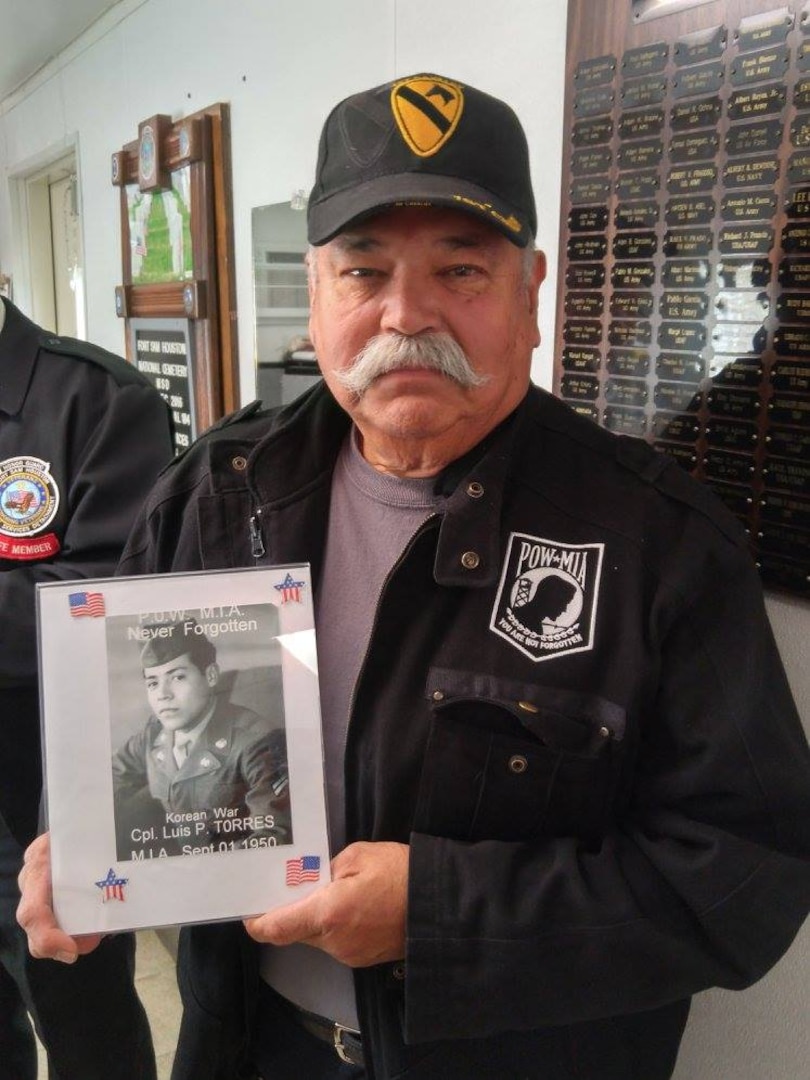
[334,333,489,396]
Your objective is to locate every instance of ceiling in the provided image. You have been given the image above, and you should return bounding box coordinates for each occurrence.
[0,0,123,101]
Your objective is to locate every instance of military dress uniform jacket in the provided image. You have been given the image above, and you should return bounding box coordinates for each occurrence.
[118,381,810,1080]
[112,697,290,847]
[0,299,173,845]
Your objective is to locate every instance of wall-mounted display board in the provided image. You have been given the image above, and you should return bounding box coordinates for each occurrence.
[555,0,810,596]
[112,104,238,451]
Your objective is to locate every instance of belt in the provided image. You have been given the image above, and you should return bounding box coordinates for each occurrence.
[276,994,364,1066]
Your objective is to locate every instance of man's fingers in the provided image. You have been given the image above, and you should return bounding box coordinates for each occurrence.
[244,893,322,945]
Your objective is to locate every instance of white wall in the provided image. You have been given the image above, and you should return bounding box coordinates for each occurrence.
[1,1,807,1077]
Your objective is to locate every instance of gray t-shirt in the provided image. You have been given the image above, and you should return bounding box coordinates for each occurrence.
[260,429,444,1027]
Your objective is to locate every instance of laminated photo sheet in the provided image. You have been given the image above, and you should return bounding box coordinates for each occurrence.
[37,565,329,934]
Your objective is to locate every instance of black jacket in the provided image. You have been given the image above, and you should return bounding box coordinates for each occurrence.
[0,298,173,844]
[119,382,810,1080]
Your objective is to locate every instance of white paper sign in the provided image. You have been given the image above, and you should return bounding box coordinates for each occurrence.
[37,566,328,935]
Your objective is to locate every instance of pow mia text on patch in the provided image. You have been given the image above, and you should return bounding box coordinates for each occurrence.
[490,533,604,662]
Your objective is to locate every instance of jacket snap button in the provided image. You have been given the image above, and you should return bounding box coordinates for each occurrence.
[517,700,539,714]
[392,962,406,981]
[466,481,484,498]
[599,726,611,738]
[432,690,445,702]
[232,455,248,472]
[461,551,480,570]
[508,755,528,774]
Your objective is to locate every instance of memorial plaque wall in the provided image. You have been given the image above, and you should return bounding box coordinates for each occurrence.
[556,0,810,595]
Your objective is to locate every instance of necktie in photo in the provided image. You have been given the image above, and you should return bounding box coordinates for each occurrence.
[174,733,193,768]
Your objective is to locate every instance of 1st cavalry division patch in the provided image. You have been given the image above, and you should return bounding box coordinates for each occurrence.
[490,533,604,662]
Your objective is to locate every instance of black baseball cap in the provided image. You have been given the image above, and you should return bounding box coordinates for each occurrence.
[307,74,537,248]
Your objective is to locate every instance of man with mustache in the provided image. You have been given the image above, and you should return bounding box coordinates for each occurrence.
[18,74,810,1080]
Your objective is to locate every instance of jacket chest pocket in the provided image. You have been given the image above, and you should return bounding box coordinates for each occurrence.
[413,669,626,845]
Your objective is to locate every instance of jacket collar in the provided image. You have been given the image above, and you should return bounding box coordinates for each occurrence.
[0,300,41,417]
[244,381,535,590]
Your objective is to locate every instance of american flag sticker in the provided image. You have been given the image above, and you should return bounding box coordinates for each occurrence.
[95,868,128,902]
[286,855,321,886]
[68,591,106,618]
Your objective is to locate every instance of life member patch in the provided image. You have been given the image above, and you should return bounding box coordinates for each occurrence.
[0,456,61,560]
[490,533,604,662]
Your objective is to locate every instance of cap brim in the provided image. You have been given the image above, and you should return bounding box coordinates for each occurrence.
[307,173,532,247]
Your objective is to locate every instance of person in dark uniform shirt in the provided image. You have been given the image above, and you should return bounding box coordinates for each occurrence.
[16,76,810,1080]
[0,296,173,1080]
[112,620,290,858]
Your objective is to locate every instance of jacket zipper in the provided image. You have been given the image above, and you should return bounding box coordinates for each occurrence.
[249,510,265,558]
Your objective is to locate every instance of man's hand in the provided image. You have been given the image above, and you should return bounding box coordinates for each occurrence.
[16,833,104,963]
[244,840,408,967]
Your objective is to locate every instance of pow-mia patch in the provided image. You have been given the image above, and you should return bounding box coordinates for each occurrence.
[0,456,61,560]
[391,76,464,157]
[490,533,604,662]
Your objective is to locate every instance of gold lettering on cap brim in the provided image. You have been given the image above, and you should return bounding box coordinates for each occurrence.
[391,76,464,157]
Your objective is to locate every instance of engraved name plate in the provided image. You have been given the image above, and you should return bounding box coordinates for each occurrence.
[721,191,777,220]
[615,201,659,229]
[568,235,609,261]
[717,258,771,287]
[607,348,650,376]
[613,232,658,259]
[560,373,600,399]
[674,25,726,67]
[608,319,652,347]
[714,289,770,320]
[730,45,790,87]
[562,346,602,373]
[725,117,782,156]
[664,228,714,257]
[666,196,715,226]
[712,322,768,353]
[669,131,719,162]
[673,62,724,99]
[572,147,614,175]
[778,258,810,287]
[662,259,710,287]
[723,158,779,187]
[571,177,611,204]
[621,76,667,109]
[568,206,610,232]
[703,449,756,485]
[623,42,669,76]
[655,381,702,412]
[612,262,656,288]
[707,387,762,419]
[618,108,665,139]
[657,352,705,381]
[654,412,701,441]
[605,378,649,407]
[772,358,810,392]
[671,97,722,131]
[659,321,707,351]
[736,8,793,52]
[574,85,615,117]
[573,117,614,146]
[776,295,810,323]
[775,326,810,356]
[728,83,787,119]
[766,426,810,460]
[616,170,660,200]
[567,263,607,289]
[611,291,655,318]
[705,418,758,449]
[618,140,663,170]
[668,164,717,193]
[660,291,709,320]
[718,225,774,255]
[565,292,605,318]
[575,55,617,87]
[563,320,603,345]
[604,406,648,436]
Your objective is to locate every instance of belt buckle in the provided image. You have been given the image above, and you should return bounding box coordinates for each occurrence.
[333,1022,358,1065]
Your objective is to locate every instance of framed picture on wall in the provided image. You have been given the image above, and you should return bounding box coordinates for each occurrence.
[112,105,239,449]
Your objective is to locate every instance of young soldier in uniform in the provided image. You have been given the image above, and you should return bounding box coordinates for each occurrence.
[112,620,290,857]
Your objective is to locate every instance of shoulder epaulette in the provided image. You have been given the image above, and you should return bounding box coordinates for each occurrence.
[39,332,153,390]
[615,434,746,545]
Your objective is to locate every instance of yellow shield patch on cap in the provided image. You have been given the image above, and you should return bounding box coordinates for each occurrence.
[391,76,464,157]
